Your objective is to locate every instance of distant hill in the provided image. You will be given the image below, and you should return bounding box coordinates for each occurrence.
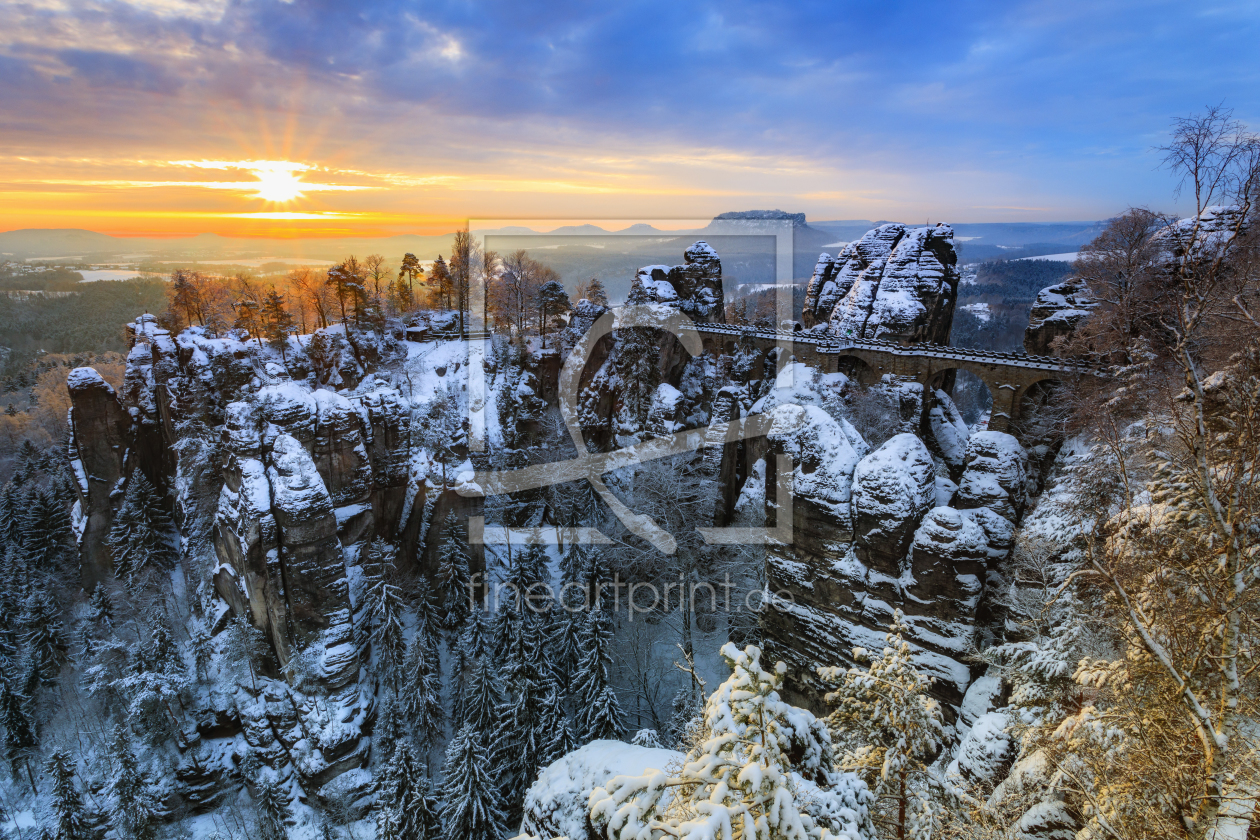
[0,214,1105,286]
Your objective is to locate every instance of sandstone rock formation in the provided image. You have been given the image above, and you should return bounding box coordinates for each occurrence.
[627,240,726,324]
[573,242,734,447]
[953,431,1029,524]
[802,223,960,344]
[67,367,133,589]
[1023,279,1096,356]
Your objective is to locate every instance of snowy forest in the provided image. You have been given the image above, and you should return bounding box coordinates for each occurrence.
[0,107,1257,840]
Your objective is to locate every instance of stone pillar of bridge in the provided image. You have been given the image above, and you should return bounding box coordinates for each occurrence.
[986,379,1022,433]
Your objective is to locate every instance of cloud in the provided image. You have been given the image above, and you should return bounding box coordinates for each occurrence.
[0,0,1259,226]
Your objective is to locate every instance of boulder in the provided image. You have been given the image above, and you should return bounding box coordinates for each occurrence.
[954,432,1028,523]
[851,433,936,574]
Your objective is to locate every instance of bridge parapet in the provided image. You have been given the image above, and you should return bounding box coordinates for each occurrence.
[691,324,1102,433]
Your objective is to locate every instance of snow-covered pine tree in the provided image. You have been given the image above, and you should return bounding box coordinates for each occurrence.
[362,538,406,686]
[107,469,176,581]
[439,723,505,840]
[458,608,491,662]
[435,513,472,635]
[449,609,489,723]
[572,609,624,743]
[401,631,444,751]
[189,622,213,682]
[22,488,70,569]
[0,483,22,547]
[374,693,406,756]
[19,589,66,682]
[462,655,503,732]
[106,724,160,840]
[253,775,292,840]
[223,615,268,691]
[590,643,873,840]
[493,612,548,817]
[0,680,37,789]
[819,609,946,839]
[89,586,114,628]
[46,751,90,840]
[489,596,517,664]
[377,742,443,840]
[547,597,583,692]
[536,686,576,769]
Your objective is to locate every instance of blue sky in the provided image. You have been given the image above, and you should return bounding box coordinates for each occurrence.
[1,0,1257,234]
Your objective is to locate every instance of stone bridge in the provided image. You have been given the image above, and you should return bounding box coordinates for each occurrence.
[694,324,1099,433]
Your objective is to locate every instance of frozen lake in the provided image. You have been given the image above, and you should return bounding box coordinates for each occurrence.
[78,269,147,282]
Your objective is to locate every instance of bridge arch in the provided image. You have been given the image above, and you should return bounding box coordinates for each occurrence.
[925,367,993,428]
[833,354,877,386]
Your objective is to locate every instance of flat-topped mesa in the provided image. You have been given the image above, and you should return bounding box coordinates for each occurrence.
[1024,279,1096,356]
[802,223,960,345]
[627,240,726,324]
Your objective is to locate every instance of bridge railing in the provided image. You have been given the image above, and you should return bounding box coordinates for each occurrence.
[690,323,1099,374]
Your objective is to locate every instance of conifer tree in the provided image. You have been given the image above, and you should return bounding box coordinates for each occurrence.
[428,256,452,312]
[435,513,472,635]
[260,287,296,363]
[494,613,548,816]
[374,693,406,752]
[0,484,23,547]
[363,539,406,686]
[0,680,37,789]
[537,686,576,769]
[590,644,869,840]
[547,599,583,690]
[20,590,66,681]
[46,751,90,840]
[462,655,502,732]
[107,725,160,840]
[190,623,213,682]
[107,470,176,580]
[398,253,422,310]
[377,742,442,840]
[439,724,504,840]
[22,488,70,569]
[819,610,945,839]
[89,586,114,628]
[401,633,444,751]
[572,610,624,743]
[253,776,292,840]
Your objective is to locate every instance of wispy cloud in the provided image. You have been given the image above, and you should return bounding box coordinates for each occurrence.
[0,0,1258,234]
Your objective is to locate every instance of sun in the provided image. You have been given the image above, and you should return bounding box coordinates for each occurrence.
[251,165,306,202]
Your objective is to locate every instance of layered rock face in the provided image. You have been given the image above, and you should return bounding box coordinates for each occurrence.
[70,318,474,678]
[66,367,133,589]
[754,364,1028,713]
[802,223,960,344]
[574,242,738,447]
[1023,279,1096,356]
[626,240,726,324]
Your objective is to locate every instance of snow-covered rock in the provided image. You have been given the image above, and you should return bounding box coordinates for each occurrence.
[851,433,936,573]
[926,389,971,475]
[1023,279,1096,356]
[519,741,682,840]
[626,240,726,324]
[950,710,1014,789]
[803,223,960,345]
[954,431,1028,523]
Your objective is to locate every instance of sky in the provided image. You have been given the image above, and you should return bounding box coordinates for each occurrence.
[0,0,1257,238]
